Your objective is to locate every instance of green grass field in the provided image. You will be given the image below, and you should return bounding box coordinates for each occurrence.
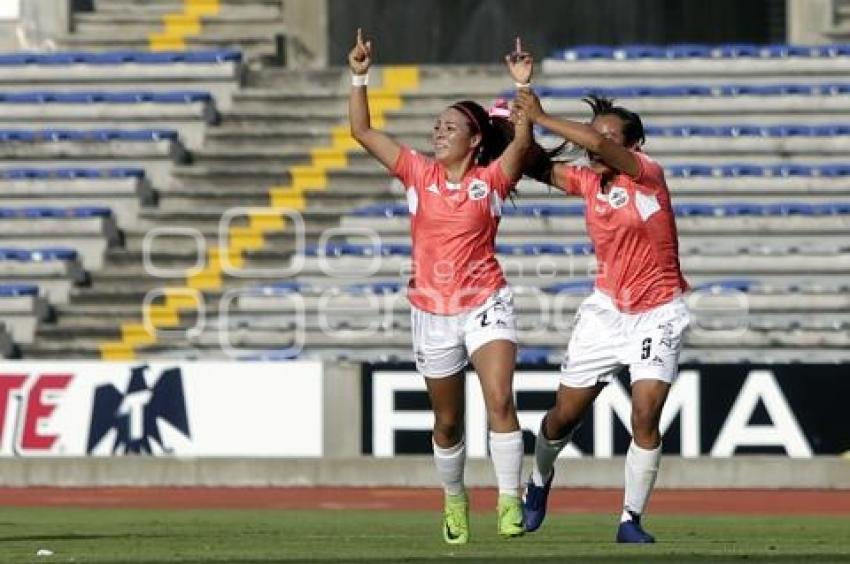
[0,508,848,563]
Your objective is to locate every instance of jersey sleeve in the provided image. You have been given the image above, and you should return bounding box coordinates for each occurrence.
[632,151,666,193]
[553,164,592,197]
[391,146,430,188]
[481,158,517,200]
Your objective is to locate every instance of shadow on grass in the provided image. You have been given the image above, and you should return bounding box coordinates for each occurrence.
[126,556,850,564]
[0,533,167,542]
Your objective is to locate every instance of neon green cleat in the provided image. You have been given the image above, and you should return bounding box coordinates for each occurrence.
[442,492,470,545]
[497,494,525,538]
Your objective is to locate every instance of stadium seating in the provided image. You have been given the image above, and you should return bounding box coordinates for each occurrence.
[3,35,847,362]
[0,167,154,229]
[0,283,50,344]
[0,90,218,149]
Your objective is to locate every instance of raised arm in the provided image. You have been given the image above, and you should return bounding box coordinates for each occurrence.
[495,38,535,181]
[348,28,400,171]
[514,89,641,179]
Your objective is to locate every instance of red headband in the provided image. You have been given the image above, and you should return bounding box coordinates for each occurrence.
[450,104,482,135]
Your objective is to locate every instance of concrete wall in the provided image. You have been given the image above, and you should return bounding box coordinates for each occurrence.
[787,0,833,43]
[0,457,846,488]
[282,0,328,68]
[17,0,70,49]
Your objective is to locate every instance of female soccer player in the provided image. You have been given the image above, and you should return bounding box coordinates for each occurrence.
[348,29,533,544]
[510,56,691,543]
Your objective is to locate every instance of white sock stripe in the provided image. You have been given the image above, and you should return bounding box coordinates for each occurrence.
[489,430,524,497]
[488,430,523,443]
[433,438,466,457]
[623,440,662,516]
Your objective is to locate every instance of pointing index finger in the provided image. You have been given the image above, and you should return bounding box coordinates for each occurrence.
[515,36,522,54]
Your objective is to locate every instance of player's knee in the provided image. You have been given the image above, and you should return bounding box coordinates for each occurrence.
[485,391,515,425]
[631,405,660,440]
[549,401,582,434]
[433,412,463,444]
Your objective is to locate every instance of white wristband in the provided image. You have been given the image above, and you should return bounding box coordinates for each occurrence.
[515,81,531,89]
[352,73,369,87]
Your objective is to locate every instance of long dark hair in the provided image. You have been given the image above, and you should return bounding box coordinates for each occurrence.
[449,100,511,165]
[583,94,645,148]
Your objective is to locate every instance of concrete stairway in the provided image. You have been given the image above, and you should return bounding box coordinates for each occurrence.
[60,0,286,62]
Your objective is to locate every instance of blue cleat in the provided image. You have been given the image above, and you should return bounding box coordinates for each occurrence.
[522,470,554,532]
[616,512,655,543]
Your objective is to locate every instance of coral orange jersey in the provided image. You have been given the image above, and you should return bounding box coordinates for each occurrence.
[557,151,689,312]
[393,147,517,315]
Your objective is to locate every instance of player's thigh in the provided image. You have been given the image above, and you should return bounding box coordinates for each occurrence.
[628,298,691,384]
[411,305,466,378]
[560,302,623,388]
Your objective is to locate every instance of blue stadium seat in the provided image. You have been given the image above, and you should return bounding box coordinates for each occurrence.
[0,49,242,66]
[117,129,179,141]
[0,168,50,179]
[345,281,402,294]
[666,164,714,177]
[38,52,91,65]
[516,242,593,255]
[763,125,815,136]
[379,243,412,256]
[150,91,212,103]
[0,284,39,297]
[30,248,78,261]
[729,125,764,136]
[351,203,408,217]
[182,49,242,63]
[70,206,112,218]
[0,130,35,142]
[820,44,850,57]
[768,164,814,177]
[255,281,304,295]
[107,167,146,178]
[495,243,522,255]
[238,351,300,361]
[673,203,717,217]
[721,203,765,216]
[667,44,713,58]
[719,164,766,177]
[561,46,615,60]
[815,125,850,135]
[819,202,850,215]
[509,204,586,217]
[0,249,29,260]
[614,45,668,59]
[817,164,850,177]
[54,167,106,178]
[695,279,753,292]
[763,203,815,216]
[42,128,82,141]
[761,44,819,58]
[715,43,762,58]
[543,280,595,295]
[519,243,568,255]
[653,85,713,97]
[0,53,39,65]
[89,129,124,141]
[0,248,78,261]
[517,348,553,365]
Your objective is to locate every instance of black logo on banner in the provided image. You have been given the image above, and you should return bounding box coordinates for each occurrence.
[86,365,190,455]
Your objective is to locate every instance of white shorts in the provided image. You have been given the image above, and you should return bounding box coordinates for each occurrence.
[560,289,691,388]
[411,287,517,378]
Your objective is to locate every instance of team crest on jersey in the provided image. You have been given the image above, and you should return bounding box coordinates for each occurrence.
[608,186,629,209]
[467,180,490,200]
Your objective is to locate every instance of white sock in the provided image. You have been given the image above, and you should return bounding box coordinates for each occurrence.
[489,430,523,497]
[433,438,466,497]
[531,419,571,487]
[622,441,661,522]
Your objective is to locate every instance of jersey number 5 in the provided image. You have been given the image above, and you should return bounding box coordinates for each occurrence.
[640,337,652,360]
